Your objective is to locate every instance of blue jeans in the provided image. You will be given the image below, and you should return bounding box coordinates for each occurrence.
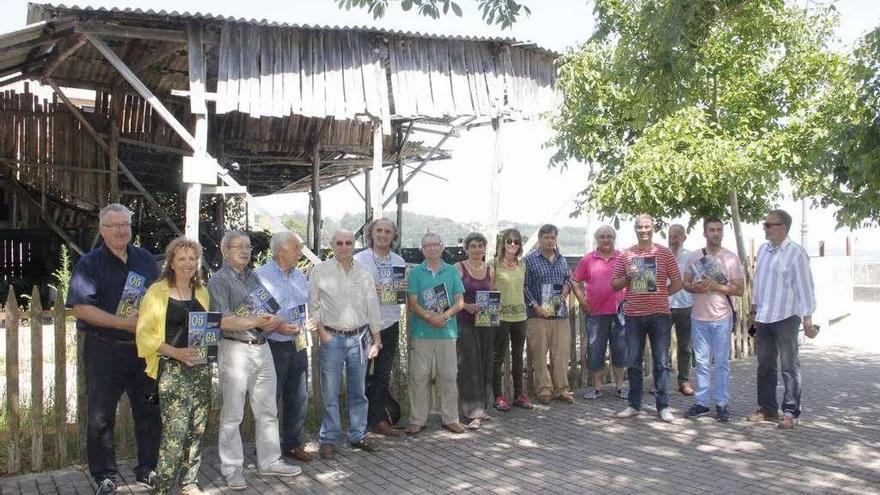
[586,314,627,371]
[625,314,672,410]
[318,332,369,445]
[691,317,732,407]
[756,316,802,417]
[268,341,309,451]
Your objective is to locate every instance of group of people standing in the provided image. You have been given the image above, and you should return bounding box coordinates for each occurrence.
[67,203,816,495]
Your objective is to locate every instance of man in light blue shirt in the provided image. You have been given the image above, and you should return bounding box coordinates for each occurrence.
[668,224,695,396]
[353,219,407,436]
[748,209,816,430]
[256,232,312,463]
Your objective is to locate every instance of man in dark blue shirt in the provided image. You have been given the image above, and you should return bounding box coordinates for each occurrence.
[66,204,161,495]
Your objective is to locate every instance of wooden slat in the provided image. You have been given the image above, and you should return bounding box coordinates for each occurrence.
[271,29,285,118]
[53,293,68,468]
[341,32,361,118]
[75,325,86,465]
[311,31,326,119]
[282,30,301,116]
[30,286,45,471]
[300,30,314,118]
[5,289,21,474]
[258,27,274,118]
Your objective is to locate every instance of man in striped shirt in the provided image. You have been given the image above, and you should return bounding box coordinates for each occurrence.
[748,209,816,430]
[612,214,682,423]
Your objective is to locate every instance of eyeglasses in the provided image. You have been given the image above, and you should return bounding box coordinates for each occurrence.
[228,244,252,251]
[422,242,442,248]
[762,222,784,229]
[101,222,131,230]
[334,240,354,246]
[597,234,614,240]
[505,239,521,245]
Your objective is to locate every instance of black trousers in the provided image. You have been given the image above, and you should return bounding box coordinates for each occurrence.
[366,322,400,427]
[84,334,161,481]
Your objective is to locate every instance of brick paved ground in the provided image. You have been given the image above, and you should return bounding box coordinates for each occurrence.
[3,308,879,495]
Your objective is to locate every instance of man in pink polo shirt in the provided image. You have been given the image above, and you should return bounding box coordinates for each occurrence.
[572,225,627,400]
[612,214,682,423]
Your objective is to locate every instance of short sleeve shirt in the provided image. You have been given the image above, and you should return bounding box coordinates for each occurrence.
[66,244,159,341]
[685,248,744,321]
[572,250,625,316]
[207,263,269,340]
[353,248,407,330]
[613,243,680,317]
[407,261,465,339]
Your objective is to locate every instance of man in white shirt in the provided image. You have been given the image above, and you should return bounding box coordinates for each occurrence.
[667,224,695,396]
[309,230,383,459]
[353,219,407,436]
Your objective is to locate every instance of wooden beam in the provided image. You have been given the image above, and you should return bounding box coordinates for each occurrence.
[75,21,220,45]
[117,137,189,155]
[109,124,120,203]
[45,78,183,237]
[0,17,76,50]
[311,144,321,253]
[42,35,88,79]
[171,89,219,101]
[371,121,383,219]
[185,21,207,240]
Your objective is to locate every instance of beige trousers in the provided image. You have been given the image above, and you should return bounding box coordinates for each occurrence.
[527,318,571,398]
[408,338,459,426]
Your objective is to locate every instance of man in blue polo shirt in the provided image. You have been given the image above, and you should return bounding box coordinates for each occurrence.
[67,204,161,495]
[404,232,466,435]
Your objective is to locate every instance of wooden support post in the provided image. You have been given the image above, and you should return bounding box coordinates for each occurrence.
[30,286,44,471]
[311,145,321,253]
[45,79,183,237]
[54,290,68,467]
[185,22,208,241]
[364,168,372,227]
[5,289,21,474]
[396,156,404,245]
[109,123,119,203]
[371,121,383,219]
[487,116,503,254]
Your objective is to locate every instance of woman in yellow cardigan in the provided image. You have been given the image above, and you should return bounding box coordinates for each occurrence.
[136,237,210,495]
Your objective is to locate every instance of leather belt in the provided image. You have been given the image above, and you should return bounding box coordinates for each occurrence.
[324,325,368,336]
[222,336,267,345]
[87,333,136,345]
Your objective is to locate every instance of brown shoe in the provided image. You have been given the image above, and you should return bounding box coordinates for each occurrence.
[556,392,575,404]
[537,395,552,405]
[370,420,400,437]
[777,413,798,430]
[318,443,335,460]
[284,446,312,463]
[442,422,466,434]
[746,409,780,422]
[679,382,695,396]
[404,424,425,436]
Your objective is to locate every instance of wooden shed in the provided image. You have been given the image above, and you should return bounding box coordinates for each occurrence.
[0,3,559,291]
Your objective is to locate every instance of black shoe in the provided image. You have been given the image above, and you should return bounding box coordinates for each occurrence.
[716,405,730,423]
[135,470,157,489]
[350,439,379,453]
[95,478,116,495]
[685,404,711,419]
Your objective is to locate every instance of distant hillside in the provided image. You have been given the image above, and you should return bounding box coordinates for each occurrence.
[264,211,591,255]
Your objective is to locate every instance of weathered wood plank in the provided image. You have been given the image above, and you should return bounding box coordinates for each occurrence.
[53,293,68,468]
[5,289,21,474]
[311,31,326,119]
[258,27,274,118]
[30,286,45,471]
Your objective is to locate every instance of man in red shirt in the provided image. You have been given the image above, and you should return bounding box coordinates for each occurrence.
[612,214,682,423]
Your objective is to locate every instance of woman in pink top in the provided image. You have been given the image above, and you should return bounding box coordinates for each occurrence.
[571,225,627,399]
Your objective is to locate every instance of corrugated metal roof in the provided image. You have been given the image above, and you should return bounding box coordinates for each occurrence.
[26,3,557,55]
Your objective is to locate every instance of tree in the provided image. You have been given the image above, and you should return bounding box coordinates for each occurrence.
[793,27,880,228]
[334,0,530,29]
[550,0,843,262]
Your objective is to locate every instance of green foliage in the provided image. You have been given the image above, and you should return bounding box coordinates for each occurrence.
[334,0,529,29]
[551,0,842,228]
[52,245,72,296]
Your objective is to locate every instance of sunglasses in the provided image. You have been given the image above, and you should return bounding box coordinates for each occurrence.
[334,240,354,246]
[505,239,521,245]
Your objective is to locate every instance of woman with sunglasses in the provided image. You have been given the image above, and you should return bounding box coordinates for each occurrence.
[455,232,496,429]
[491,229,533,411]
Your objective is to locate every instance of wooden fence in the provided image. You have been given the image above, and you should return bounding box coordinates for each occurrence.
[1,284,756,476]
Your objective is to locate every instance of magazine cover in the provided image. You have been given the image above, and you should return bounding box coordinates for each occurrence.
[233,286,281,318]
[187,311,222,364]
[475,290,502,327]
[116,271,147,317]
[359,329,373,365]
[378,266,407,304]
[288,304,310,352]
[692,255,729,285]
[541,283,564,317]
[630,256,658,293]
[422,284,450,313]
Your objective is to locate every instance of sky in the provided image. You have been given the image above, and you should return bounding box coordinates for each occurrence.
[3,0,880,254]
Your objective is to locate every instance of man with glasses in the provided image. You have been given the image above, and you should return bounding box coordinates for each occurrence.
[354,219,408,436]
[404,233,466,435]
[748,209,816,429]
[208,231,302,490]
[309,230,383,460]
[68,203,162,495]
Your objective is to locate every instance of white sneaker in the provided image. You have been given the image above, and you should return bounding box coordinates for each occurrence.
[659,408,675,423]
[224,470,247,491]
[260,459,303,477]
[615,406,640,418]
